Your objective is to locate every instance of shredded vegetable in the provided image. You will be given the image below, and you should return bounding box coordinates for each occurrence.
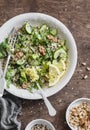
[0,23,68,92]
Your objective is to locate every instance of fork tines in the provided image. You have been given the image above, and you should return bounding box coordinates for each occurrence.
[8,28,18,49]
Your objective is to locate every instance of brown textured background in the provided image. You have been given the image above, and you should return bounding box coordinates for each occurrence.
[0,0,90,130]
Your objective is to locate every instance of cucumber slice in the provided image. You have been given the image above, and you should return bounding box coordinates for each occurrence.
[61,40,65,45]
[17,59,25,65]
[58,40,66,46]
[34,29,42,40]
[32,54,39,59]
[47,61,51,65]
[0,52,3,58]
[25,22,32,34]
[40,24,48,32]
[54,48,67,60]
[52,60,57,64]
[54,49,61,59]
[50,29,57,36]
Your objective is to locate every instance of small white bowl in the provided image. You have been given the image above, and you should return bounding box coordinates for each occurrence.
[66,98,90,130]
[25,119,55,130]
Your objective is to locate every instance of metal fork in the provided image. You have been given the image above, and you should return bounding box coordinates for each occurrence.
[0,28,18,97]
[37,83,56,116]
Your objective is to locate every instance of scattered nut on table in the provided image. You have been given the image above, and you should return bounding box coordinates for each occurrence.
[86,67,90,71]
[83,75,88,80]
[81,62,86,66]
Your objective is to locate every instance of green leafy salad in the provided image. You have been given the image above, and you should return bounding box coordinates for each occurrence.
[0,23,68,92]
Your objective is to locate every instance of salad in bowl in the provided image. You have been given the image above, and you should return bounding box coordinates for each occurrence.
[0,13,77,99]
[0,23,68,92]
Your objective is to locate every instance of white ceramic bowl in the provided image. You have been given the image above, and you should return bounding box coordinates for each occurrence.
[25,119,55,130]
[0,13,77,99]
[66,98,90,130]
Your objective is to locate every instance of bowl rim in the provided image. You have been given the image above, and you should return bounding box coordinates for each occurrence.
[66,97,90,130]
[25,119,55,130]
[0,13,77,99]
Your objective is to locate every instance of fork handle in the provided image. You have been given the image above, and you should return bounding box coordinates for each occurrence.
[0,55,10,97]
[3,54,11,78]
[37,83,57,116]
[0,77,6,97]
[39,88,56,116]
[41,93,57,116]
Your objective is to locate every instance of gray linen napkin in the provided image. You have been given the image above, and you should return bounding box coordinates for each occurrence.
[0,92,21,130]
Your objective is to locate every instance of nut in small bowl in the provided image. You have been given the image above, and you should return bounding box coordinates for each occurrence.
[25,119,55,130]
[66,98,90,130]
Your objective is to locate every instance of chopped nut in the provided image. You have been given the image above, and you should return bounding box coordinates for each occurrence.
[47,35,57,42]
[58,99,62,103]
[38,45,46,55]
[65,92,68,95]
[79,118,86,126]
[83,75,88,79]
[15,51,24,59]
[82,62,86,66]
[86,67,90,71]
[21,83,29,89]
[79,69,83,72]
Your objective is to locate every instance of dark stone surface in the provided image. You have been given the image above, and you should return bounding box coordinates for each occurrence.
[0,0,90,130]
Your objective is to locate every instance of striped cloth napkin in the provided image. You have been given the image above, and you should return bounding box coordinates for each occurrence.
[0,62,22,130]
[0,92,21,130]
